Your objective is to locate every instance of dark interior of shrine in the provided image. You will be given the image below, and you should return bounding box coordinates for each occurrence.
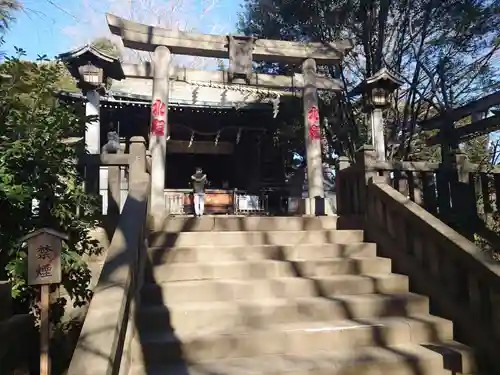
[97,99,295,191]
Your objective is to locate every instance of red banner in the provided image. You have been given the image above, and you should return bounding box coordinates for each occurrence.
[152,119,165,136]
[151,99,166,136]
[307,106,321,140]
[152,99,166,117]
[308,124,321,140]
[307,106,319,126]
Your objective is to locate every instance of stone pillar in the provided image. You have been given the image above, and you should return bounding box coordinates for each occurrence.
[84,90,101,197]
[371,107,385,160]
[130,136,147,182]
[302,58,324,214]
[85,90,100,154]
[149,46,171,216]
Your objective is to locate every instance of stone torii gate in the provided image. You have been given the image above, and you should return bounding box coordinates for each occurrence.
[106,13,353,215]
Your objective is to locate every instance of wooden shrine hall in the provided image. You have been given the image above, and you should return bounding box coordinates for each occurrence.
[57,13,352,218]
[58,76,299,215]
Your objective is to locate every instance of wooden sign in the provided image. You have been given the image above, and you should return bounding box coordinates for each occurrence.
[21,228,68,375]
[24,229,66,286]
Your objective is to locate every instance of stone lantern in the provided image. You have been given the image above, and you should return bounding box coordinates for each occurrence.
[57,44,125,155]
[58,45,125,196]
[78,63,104,89]
[351,67,404,160]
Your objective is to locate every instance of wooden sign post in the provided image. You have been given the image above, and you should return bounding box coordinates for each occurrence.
[22,228,68,375]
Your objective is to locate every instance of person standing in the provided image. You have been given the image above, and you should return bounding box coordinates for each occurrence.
[191,167,207,217]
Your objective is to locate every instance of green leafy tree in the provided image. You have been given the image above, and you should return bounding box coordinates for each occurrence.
[0,48,101,320]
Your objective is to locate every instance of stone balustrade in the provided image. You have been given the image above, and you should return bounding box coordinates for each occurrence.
[67,136,150,375]
[337,146,500,244]
[338,145,500,371]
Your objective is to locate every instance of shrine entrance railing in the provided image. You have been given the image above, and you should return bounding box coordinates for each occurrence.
[337,145,500,372]
[67,136,150,375]
[337,145,500,249]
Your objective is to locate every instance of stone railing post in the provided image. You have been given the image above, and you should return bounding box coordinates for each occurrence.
[355,145,377,215]
[107,165,121,227]
[336,156,351,216]
[451,152,478,235]
[129,136,147,183]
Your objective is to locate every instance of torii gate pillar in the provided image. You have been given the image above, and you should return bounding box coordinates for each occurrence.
[302,58,325,214]
[149,46,171,216]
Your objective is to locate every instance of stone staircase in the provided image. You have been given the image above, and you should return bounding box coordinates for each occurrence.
[128,216,476,375]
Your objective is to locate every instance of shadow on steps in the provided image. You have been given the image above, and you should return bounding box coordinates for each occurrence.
[135,215,476,375]
[132,218,199,375]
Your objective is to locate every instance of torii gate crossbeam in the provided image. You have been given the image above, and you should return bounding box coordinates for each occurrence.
[122,63,343,91]
[106,14,352,65]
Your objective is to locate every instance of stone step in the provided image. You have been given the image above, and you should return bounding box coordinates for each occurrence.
[137,293,430,334]
[130,315,454,363]
[149,230,364,247]
[148,243,378,264]
[128,342,476,375]
[294,257,392,277]
[145,258,392,282]
[140,274,409,304]
[154,216,344,232]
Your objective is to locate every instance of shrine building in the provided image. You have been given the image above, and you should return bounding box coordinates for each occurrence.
[57,53,303,215]
[57,16,351,217]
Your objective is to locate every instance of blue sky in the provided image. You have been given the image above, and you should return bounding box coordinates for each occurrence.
[4,0,242,61]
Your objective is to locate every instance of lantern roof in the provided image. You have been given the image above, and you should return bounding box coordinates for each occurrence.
[349,67,404,97]
[366,67,404,87]
[20,228,69,243]
[57,44,125,81]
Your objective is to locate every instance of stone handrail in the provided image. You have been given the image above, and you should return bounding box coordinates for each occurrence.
[337,146,500,244]
[337,145,500,371]
[67,136,150,375]
[365,178,500,372]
